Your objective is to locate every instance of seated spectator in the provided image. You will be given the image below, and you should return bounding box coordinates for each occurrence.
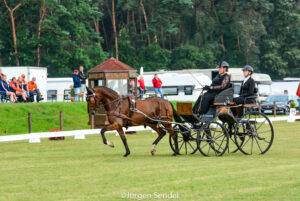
[0,75,17,102]
[19,74,28,92]
[28,77,43,102]
[9,77,27,101]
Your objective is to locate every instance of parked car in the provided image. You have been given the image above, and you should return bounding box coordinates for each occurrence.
[260,95,299,115]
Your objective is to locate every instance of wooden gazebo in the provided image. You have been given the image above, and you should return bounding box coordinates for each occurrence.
[88,57,137,95]
[87,57,137,128]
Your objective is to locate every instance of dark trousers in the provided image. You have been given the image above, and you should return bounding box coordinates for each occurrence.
[29,89,42,102]
[233,97,255,105]
[193,92,217,115]
[137,87,144,99]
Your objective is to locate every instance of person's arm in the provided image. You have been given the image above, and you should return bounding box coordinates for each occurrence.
[2,82,8,92]
[210,74,230,91]
[33,82,38,90]
[78,72,84,80]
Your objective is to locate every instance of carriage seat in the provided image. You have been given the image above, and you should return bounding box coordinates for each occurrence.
[213,87,234,106]
[243,103,259,108]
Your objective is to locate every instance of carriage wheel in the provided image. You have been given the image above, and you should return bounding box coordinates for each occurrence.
[235,111,274,155]
[197,121,229,156]
[169,124,198,155]
[222,122,240,153]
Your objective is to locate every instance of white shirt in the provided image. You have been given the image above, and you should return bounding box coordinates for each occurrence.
[243,76,250,84]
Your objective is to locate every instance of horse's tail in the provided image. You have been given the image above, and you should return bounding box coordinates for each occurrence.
[170,103,183,123]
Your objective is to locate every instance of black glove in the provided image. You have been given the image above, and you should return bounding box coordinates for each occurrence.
[203,85,210,90]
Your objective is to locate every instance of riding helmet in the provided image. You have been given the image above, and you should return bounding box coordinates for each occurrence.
[242,65,254,72]
[219,61,229,68]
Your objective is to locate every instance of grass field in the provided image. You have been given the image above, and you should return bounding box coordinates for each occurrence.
[0,121,299,201]
[0,102,89,135]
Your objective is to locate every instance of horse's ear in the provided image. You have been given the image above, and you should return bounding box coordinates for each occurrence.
[86,87,94,95]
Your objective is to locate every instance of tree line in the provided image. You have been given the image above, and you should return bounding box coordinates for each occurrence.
[0,0,299,79]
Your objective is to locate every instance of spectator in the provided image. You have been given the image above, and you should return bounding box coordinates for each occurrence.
[28,77,43,102]
[129,79,135,94]
[19,74,28,92]
[137,76,145,98]
[152,74,164,98]
[72,69,81,101]
[78,65,87,99]
[9,77,27,101]
[0,75,17,102]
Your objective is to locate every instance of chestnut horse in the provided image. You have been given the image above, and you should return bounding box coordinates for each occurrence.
[86,86,180,157]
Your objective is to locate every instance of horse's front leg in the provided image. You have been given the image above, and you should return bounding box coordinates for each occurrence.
[117,127,130,157]
[100,124,118,148]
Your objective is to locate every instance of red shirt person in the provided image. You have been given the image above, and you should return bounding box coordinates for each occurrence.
[138,76,145,90]
[297,82,300,97]
[137,76,145,98]
[152,74,164,98]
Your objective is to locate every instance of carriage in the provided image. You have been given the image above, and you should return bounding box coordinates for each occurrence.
[169,87,274,156]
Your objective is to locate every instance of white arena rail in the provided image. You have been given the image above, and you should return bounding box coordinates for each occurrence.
[0,115,299,143]
[0,126,153,143]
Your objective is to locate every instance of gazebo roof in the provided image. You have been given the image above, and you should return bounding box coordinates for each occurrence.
[89,57,135,73]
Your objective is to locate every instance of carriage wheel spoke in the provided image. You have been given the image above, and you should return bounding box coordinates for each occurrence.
[240,136,251,149]
[212,143,217,156]
[256,119,267,130]
[250,137,254,154]
[257,130,271,135]
[254,137,263,153]
[187,141,195,151]
[215,136,226,150]
[261,138,271,144]
[200,141,209,149]
[214,140,224,153]
[207,143,211,155]
[179,141,184,151]
[214,132,225,140]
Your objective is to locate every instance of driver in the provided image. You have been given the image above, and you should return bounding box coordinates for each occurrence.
[193,61,231,115]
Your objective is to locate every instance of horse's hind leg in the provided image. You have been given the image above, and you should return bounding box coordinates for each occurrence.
[117,127,130,157]
[149,125,167,155]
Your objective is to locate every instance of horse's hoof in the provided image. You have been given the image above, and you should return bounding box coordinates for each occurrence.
[151,145,156,156]
[108,142,114,148]
[172,153,177,156]
[123,152,130,157]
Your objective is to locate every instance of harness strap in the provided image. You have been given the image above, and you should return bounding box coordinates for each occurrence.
[108,111,133,121]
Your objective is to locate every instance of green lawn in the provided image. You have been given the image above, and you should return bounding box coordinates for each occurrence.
[0,102,89,135]
[0,121,299,201]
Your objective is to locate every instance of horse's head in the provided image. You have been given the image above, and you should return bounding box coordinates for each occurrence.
[86,86,120,114]
[86,87,98,114]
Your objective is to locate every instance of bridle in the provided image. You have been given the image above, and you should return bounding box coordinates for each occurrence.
[86,92,129,114]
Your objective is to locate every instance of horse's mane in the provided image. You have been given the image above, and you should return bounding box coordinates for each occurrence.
[94,86,119,99]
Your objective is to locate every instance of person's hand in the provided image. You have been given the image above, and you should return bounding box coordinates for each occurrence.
[203,85,210,90]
